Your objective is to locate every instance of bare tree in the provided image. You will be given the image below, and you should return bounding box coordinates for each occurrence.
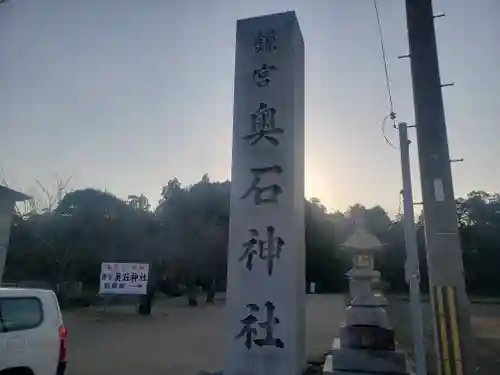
[34,177,72,214]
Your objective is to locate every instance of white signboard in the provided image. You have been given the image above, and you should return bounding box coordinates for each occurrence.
[99,262,149,295]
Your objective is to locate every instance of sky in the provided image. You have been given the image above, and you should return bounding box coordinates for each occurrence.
[1,0,499,216]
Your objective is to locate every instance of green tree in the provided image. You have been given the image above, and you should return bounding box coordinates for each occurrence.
[455,191,500,294]
[155,175,230,305]
[7,178,500,306]
[127,194,150,211]
[305,198,344,292]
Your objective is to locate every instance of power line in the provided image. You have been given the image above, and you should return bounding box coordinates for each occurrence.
[373,0,398,152]
[373,0,396,127]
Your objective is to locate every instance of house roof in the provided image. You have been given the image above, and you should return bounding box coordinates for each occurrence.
[0,185,31,202]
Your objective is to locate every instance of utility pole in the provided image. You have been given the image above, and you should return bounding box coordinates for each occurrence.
[398,122,426,375]
[405,1,473,375]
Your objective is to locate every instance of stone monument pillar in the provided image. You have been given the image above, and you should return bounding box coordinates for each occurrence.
[225,11,305,375]
[0,185,30,282]
[323,218,408,375]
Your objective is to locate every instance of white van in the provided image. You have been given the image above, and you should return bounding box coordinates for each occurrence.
[0,288,67,375]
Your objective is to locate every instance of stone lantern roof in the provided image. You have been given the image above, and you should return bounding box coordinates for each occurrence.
[341,216,385,253]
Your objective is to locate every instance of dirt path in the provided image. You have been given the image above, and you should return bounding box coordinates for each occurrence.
[387,297,500,375]
[472,316,500,339]
[64,294,345,375]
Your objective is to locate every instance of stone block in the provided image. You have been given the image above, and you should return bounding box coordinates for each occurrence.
[344,306,390,328]
[339,325,395,351]
[350,293,387,307]
[346,268,380,279]
[329,348,408,374]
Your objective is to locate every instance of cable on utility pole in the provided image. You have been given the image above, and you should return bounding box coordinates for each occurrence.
[397,189,403,218]
[381,114,398,150]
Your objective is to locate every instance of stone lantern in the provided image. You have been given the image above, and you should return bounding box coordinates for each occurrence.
[323,216,408,375]
[343,218,386,308]
[0,185,30,282]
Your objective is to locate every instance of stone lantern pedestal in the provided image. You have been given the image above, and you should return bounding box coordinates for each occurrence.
[323,219,408,375]
[0,185,30,283]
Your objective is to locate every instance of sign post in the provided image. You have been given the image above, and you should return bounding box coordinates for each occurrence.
[99,262,149,296]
